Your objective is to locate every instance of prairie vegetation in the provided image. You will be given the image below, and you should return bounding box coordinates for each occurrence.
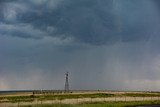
[1,91,160,106]
[20,101,160,107]
[0,92,160,103]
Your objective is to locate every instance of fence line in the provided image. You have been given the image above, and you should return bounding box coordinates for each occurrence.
[0,96,160,107]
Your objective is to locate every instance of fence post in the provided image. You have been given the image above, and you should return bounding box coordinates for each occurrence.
[41,99,42,105]
[59,99,61,104]
[37,99,38,106]
[18,101,19,107]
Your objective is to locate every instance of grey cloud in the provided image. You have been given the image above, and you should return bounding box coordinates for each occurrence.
[0,34,160,90]
[1,0,160,45]
[1,0,160,91]
[16,0,160,45]
[0,23,46,39]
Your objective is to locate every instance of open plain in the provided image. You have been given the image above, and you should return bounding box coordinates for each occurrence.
[1,90,160,107]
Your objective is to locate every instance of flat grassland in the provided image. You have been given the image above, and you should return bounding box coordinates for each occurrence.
[1,91,160,107]
[20,101,160,107]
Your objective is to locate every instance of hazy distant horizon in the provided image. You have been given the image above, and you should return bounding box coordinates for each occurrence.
[0,0,160,91]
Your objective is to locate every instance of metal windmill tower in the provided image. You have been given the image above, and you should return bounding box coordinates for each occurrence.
[64,72,69,92]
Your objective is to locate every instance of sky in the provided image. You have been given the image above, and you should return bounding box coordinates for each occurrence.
[0,0,160,91]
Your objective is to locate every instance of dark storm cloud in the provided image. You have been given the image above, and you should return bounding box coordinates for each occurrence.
[1,0,160,90]
[0,23,44,39]
[1,0,160,45]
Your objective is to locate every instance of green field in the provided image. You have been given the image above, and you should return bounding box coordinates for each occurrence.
[20,101,160,107]
[0,93,114,103]
[1,92,160,107]
[1,92,160,103]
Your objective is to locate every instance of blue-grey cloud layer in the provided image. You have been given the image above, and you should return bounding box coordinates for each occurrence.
[1,0,160,45]
[0,0,160,90]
